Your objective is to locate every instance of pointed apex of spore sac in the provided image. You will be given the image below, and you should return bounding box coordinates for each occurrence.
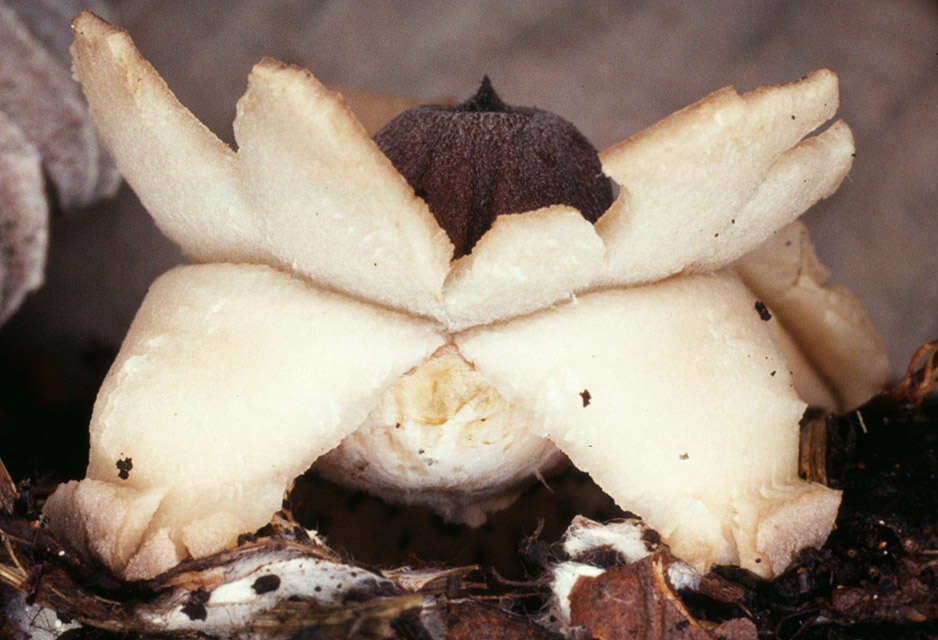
[462,76,509,113]
[374,80,614,258]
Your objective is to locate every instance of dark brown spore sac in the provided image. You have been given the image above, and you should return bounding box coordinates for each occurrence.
[374,77,614,257]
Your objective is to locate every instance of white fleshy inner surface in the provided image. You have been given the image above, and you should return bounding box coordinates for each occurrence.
[316,345,564,525]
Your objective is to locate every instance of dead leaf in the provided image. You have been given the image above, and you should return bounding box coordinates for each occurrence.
[568,553,711,639]
[0,109,47,324]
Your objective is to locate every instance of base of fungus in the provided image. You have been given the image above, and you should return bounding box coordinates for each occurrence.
[42,326,840,581]
[12,376,938,638]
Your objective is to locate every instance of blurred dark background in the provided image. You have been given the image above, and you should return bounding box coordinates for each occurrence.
[1,0,936,486]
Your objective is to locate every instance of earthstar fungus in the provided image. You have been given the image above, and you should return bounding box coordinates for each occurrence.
[45,11,888,582]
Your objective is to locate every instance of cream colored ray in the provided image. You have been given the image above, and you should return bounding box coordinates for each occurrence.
[70,11,264,264]
[735,221,890,410]
[681,119,854,273]
[455,272,840,578]
[596,69,842,286]
[764,316,840,410]
[234,59,453,318]
[43,480,167,577]
[44,263,447,578]
[442,205,605,331]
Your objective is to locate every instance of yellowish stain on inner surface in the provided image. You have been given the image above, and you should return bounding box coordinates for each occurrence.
[393,345,504,433]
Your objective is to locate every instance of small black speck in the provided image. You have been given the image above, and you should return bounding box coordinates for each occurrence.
[181,602,206,621]
[679,453,689,460]
[418,449,425,455]
[580,389,591,407]
[791,114,796,120]
[314,585,322,592]
[731,218,735,224]
[116,457,133,480]
[642,528,661,546]
[770,370,777,377]
[755,558,762,563]
[252,574,281,594]
[395,422,401,429]
[714,232,719,238]
[181,588,210,620]
[754,300,772,321]
[851,152,856,158]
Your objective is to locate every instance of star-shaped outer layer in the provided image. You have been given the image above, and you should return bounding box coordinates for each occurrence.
[44,11,889,582]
